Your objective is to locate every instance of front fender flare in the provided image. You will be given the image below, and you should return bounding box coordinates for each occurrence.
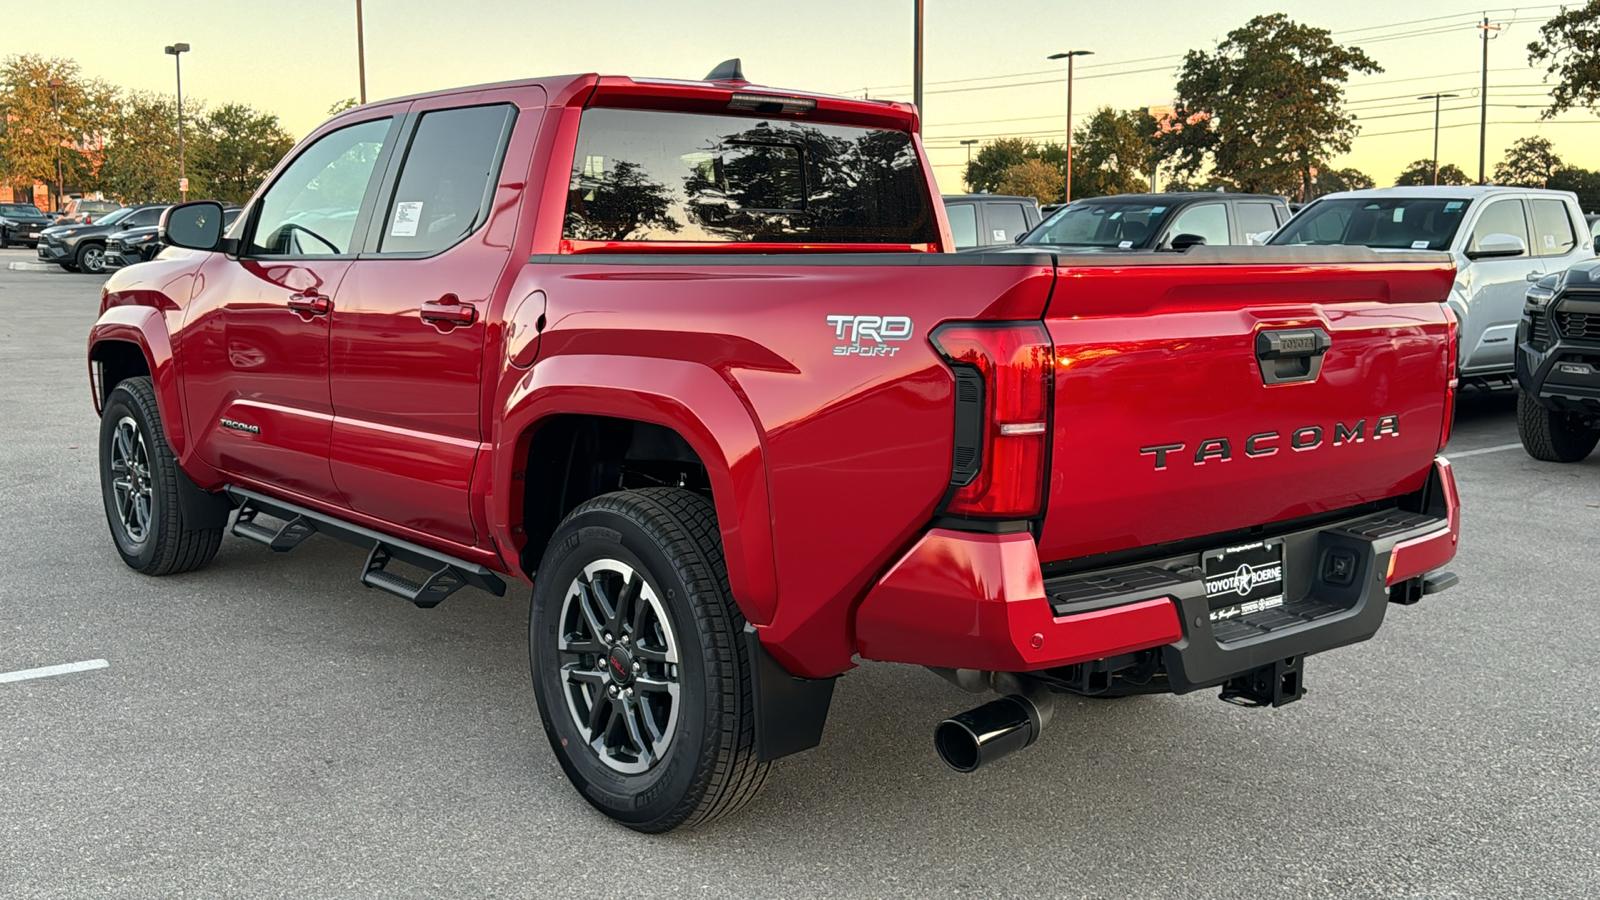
[493,354,778,626]
[88,306,183,454]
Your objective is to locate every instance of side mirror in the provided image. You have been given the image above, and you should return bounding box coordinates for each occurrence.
[1465,233,1527,260]
[1169,233,1208,251]
[161,201,225,251]
[1592,233,1599,255]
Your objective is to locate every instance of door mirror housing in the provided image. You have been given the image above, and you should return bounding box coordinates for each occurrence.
[1169,233,1208,251]
[1466,233,1527,260]
[161,201,226,252]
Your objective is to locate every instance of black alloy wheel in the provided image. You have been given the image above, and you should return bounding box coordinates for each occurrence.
[529,488,769,832]
[98,377,224,574]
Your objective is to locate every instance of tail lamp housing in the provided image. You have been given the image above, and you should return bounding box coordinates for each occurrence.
[1440,304,1459,451]
[930,321,1054,519]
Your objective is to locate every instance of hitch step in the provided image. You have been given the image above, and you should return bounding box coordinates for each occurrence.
[223,486,506,605]
[233,506,317,551]
[361,543,468,608]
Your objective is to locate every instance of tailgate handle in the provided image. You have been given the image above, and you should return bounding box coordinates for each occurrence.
[1256,328,1331,385]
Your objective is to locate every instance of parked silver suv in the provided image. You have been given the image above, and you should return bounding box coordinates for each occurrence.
[1270,186,1594,384]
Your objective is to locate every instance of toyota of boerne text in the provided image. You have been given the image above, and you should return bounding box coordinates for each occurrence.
[87,61,1462,832]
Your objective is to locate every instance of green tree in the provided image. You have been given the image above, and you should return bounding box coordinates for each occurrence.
[0,55,113,209]
[1071,107,1159,198]
[1166,14,1381,198]
[963,137,1035,193]
[1527,2,1600,118]
[995,158,1064,203]
[1550,166,1600,211]
[1394,159,1471,187]
[1494,136,1564,187]
[1317,166,1374,192]
[328,97,360,115]
[191,103,297,204]
[96,91,198,203]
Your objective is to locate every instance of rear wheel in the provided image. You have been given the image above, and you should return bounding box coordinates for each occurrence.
[99,377,224,574]
[529,488,768,832]
[1517,390,1600,463]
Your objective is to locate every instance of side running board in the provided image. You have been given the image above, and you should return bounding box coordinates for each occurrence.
[225,486,507,607]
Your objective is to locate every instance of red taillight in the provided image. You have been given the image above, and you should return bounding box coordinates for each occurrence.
[1439,305,1459,451]
[931,321,1053,518]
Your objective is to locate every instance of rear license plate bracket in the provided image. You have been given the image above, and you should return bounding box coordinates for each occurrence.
[1202,539,1286,624]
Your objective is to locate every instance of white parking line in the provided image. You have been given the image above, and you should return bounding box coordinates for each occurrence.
[0,659,109,684]
[1449,443,1524,459]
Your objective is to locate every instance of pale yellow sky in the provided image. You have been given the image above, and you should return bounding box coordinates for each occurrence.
[10,1,1599,192]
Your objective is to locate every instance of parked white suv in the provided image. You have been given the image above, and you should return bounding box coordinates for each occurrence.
[1270,186,1594,384]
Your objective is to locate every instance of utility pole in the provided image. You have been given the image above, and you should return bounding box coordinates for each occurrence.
[356,0,368,104]
[1478,17,1501,184]
[165,43,191,202]
[1419,93,1459,185]
[912,0,923,130]
[48,78,64,213]
[1048,50,1093,203]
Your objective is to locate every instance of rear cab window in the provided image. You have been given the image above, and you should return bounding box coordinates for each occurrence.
[562,108,939,247]
[985,203,1028,244]
[377,104,516,255]
[1236,202,1280,245]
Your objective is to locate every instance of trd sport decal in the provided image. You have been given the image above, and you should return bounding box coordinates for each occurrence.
[827,314,913,357]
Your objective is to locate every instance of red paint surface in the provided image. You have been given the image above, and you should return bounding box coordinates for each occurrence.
[854,529,1183,671]
[1388,457,1461,585]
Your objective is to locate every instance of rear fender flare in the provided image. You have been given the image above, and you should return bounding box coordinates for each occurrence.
[494,354,777,625]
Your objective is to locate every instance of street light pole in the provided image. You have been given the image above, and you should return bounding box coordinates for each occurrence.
[961,138,977,164]
[1477,18,1501,184]
[356,0,368,104]
[1048,50,1093,203]
[48,78,64,213]
[1418,92,1459,185]
[912,0,923,129]
[165,43,191,202]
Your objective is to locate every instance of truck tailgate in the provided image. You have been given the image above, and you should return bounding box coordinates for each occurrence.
[1036,249,1456,564]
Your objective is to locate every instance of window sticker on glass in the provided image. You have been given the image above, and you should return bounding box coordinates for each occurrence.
[1546,234,1557,248]
[1110,211,1123,219]
[1392,208,1405,222]
[1412,240,1430,249]
[391,201,423,237]
[1119,240,1133,248]
[1445,201,1463,211]
[993,230,1006,241]
[1151,207,1166,214]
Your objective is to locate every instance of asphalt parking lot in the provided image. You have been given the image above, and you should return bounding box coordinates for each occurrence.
[2,246,1598,899]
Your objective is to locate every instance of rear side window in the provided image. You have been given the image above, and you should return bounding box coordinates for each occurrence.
[1469,199,1529,255]
[379,104,516,254]
[1167,203,1230,246]
[564,108,939,245]
[125,207,165,228]
[1237,202,1279,244]
[947,203,978,249]
[986,203,1028,244]
[1529,198,1576,257]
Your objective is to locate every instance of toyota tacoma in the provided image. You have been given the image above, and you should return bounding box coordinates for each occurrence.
[87,62,1462,832]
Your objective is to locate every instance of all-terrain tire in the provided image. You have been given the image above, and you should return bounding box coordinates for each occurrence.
[1517,389,1600,463]
[529,487,769,832]
[99,376,224,574]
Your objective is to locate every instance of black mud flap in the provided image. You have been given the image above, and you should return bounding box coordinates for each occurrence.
[744,624,835,763]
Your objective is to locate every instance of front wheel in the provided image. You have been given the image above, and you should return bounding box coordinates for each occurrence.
[1517,390,1600,463]
[529,488,768,832]
[75,242,106,274]
[99,377,224,574]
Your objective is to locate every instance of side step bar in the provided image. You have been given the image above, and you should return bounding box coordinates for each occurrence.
[225,486,507,607]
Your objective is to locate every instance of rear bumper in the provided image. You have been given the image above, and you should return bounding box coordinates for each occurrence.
[854,458,1460,686]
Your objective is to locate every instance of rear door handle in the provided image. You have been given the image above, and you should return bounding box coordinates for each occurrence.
[287,291,331,315]
[420,294,478,326]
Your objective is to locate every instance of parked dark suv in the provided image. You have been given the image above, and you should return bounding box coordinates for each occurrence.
[1022,192,1290,251]
[1516,259,1600,461]
[1,203,54,248]
[37,203,171,274]
[942,194,1043,250]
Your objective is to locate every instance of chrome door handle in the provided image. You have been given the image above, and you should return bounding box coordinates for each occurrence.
[287,292,331,315]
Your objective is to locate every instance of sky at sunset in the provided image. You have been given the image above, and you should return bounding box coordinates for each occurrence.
[7,0,1599,194]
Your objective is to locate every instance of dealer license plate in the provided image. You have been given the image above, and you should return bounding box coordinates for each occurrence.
[1202,539,1286,623]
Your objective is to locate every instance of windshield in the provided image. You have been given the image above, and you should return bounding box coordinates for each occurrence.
[0,204,44,217]
[1270,197,1470,251]
[89,207,135,227]
[1022,200,1173,248]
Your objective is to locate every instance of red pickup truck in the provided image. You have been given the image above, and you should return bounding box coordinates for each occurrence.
[88,63,1462,832]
